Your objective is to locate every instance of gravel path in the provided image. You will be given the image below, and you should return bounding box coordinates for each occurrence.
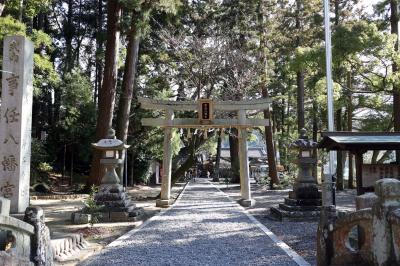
[217,182,357,266]
[80,179,307,266]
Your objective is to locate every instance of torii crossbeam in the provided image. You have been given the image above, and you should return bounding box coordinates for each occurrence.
[138,97,272,207]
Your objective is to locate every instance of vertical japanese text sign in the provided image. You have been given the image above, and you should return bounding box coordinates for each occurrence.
[0,36,33,213]
[198,99,213,125]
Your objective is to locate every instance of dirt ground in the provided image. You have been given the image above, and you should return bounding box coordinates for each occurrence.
[30,182,186,264]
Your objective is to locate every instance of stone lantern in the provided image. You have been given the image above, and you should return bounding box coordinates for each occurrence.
[290,128,319,199]
[92,129,128,186]
[91,129,141,222]
[270,129,321,221]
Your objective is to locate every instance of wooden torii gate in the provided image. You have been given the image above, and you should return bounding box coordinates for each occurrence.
[138,97,272,207]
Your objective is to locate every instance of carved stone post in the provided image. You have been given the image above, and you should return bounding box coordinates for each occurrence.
[372,178,400,265]
[24,206,54,266]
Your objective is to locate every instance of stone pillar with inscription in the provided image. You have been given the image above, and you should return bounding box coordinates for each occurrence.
[0,36,34,213]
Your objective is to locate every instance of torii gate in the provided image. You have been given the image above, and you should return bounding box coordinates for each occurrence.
[138,97,272,207]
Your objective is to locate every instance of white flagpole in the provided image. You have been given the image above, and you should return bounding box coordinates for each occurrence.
[323,0,336,207]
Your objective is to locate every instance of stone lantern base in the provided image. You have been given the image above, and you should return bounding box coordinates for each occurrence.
[95,183,143,222]
[270,188,322,221]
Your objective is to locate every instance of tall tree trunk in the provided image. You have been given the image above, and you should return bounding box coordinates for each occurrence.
[64,0,74,73]
[391,0,400,163]
[347,72,354,188]
[336,108,344,190]
[94,0,104,106]
[116,12,141,179]
[213,130,222,181]
[296,71,305,131]
[88,0,121,186]
[229,129,240,183]
[295,0,305,132]
[0,0,5,16]
[312,97,318,183]
[258,0,279,186]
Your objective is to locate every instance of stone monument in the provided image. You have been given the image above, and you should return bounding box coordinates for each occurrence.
[91,129,142,222]
[0,36,34,213]
[270,129,322,220]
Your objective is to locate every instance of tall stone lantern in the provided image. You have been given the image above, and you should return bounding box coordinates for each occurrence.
[270,129,322,221]
[91,129,140,221]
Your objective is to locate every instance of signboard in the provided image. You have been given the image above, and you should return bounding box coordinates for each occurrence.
[362,164,400,188]
[198,99,213,124]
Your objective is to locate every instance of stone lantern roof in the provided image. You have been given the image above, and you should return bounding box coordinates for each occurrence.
[91,128,130,150]
[290,128,318,149]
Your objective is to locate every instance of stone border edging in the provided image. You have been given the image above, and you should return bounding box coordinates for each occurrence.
[30,194,87,200]
[209,180,311,266]
[107,181,190,248]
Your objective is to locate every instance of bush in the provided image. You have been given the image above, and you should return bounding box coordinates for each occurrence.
[82,185,103,226]
[219,168,234,183]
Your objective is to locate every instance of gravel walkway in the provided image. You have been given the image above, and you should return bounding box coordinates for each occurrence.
[80,179,308,266]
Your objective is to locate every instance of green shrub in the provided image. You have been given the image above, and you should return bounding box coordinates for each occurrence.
[82,185,103,227]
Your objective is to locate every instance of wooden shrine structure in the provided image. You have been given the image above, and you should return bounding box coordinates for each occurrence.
[138,97,272,207]
[319,132,400,195]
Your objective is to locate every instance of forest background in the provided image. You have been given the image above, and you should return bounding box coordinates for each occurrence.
[0,0,398,191]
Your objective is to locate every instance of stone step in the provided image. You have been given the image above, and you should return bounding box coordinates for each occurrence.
[278,203,321,212]
[284,197,322,206]
[270,207,321,222]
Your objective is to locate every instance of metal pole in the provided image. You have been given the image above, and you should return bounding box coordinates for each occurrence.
[323,0,336,207]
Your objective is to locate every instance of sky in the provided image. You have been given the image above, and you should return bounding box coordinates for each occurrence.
[359,0,381,14]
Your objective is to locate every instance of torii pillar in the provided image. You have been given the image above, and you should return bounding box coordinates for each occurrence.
[156,109,174,207]
[238,110,254,207]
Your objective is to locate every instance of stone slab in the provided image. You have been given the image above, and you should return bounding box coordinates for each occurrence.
[156,199,172,207]
[270,206,320,222]
[239,199,255,207]
[0,197,10,216]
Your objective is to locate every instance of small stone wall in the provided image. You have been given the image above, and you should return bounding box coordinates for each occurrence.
[330,209,373,265]
[318,178,400,266]
[0,197,34,265]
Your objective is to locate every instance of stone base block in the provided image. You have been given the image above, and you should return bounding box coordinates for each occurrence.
[0,251,33,266]
[97,208,144,222]
[289,187,321,200]
[109,211,130,222]
[0,197,10,216]
[71,212,91,224]
[156,199,172,208]
[284,197,322,206]
[270,206,320,221]
[278,203,321,212]
[355,192,378,210]
[239,199,255,207]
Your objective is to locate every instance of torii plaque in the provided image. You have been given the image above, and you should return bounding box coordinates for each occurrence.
[139,97,271,207]
[0,36,34,213]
